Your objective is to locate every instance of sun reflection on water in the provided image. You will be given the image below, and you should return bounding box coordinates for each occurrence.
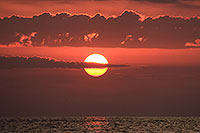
[84,117,109,132]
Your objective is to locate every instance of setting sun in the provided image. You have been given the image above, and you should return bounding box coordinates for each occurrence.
[84,54,108,77]
[84,54,108,64]
[1,0,200,131]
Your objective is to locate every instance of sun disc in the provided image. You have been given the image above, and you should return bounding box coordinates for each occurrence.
[84,67,108,77]
[84,54,108,77]
[84,54,108,64]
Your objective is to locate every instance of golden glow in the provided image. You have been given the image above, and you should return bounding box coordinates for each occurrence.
[84,67,108,77]
[84,54,108,77]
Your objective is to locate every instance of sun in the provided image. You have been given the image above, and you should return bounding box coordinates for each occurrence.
[84,54,108,77]
[84,54,108,64]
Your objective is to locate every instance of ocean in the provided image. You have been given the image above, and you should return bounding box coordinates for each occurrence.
[0,117,200,132]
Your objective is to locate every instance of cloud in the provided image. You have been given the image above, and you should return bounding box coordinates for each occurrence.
[0,11,199,49]
[0,56,128,69]
[121,34,133,45]
[84,32,99,42]
[15,32,37,46]
[185,39,200,47]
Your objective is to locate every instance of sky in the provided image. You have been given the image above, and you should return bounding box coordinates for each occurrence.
[0,0,200,48]
[0,0,200,49]
[0,0,200,116]
[0,0,200,18]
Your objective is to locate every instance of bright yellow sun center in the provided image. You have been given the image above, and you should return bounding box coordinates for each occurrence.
[84,54,108,64]
[84,54,108,77]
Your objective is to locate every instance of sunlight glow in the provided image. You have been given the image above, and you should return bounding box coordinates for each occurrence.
[84,54,108,77]
[84,68,108,77]
[84,54,108,64]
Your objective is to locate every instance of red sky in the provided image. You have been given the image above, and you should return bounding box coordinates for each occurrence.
[0,0,199,49]
[1,47,200,66]
[0,0,200,117]
[0,0,200,18]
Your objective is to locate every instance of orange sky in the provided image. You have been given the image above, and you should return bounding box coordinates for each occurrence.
[0,0,200,62]
[1,47,200,66]
[1,0,200,117]
[0,0,200,18]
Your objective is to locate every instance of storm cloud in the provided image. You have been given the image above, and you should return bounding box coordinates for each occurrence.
[0,11,199,49]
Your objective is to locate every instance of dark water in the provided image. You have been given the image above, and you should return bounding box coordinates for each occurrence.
[0,117,200,132]
[0,67,200,116]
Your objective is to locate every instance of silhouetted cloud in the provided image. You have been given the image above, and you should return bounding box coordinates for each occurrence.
[0,11,199,49]
[185,39,200,47]
[0,56,128,69]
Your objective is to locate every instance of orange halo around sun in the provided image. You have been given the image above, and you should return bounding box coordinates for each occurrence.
[84,54,108,77]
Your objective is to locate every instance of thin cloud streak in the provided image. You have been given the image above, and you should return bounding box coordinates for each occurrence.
[0,56,128,69]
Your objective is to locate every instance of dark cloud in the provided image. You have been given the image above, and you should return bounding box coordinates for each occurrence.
[0,56,128,69]
[0,11,199,49]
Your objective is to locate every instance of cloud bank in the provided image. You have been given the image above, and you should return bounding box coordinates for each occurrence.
[0,56,128,69]
[0,11,199,49]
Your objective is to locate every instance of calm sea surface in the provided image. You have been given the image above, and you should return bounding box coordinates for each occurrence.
[0,117,200,132]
